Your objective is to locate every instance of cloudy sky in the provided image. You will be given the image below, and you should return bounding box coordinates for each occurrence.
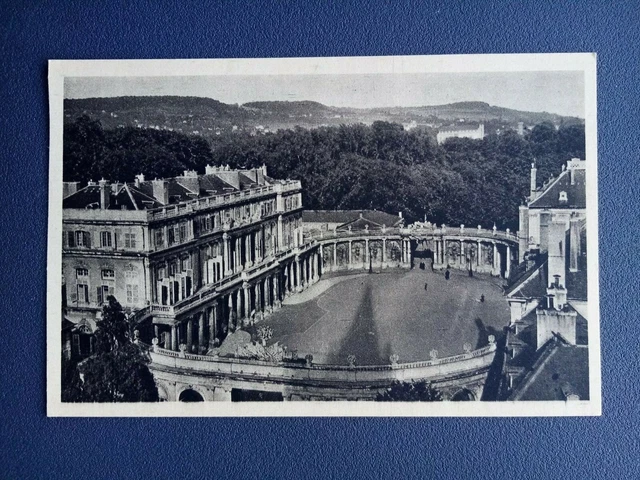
[66,70,584,118]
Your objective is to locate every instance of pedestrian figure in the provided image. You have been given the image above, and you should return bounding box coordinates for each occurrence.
[480,294,485,303]
[445,269,450,280]
[424,282,428,292]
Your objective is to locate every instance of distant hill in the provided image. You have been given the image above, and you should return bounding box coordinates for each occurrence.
[64,96,583,141]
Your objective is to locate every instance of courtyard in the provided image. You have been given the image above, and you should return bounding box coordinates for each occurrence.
[257,268,510,365]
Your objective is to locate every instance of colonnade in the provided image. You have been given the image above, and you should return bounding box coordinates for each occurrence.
[431,237,512,278]
[156,248,323,353]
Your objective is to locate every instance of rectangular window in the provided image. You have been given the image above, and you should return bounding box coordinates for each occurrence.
[179,224,187,242]
[76,268,88,278]
[181,257,189,272]
[75,231,91,247]
[126,284,139,304]
[101,269,115,280]
[124,233,136,249]
[155,229,164,247]
[77,284,89,304]
[168,227,175,245]
[96,285,111,305]
[100,231,112,248]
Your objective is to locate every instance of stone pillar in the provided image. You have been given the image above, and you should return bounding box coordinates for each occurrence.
[186,318,193,351]
[316,250,321,279]
[365,239,370,265]
[154,324,159,339]
[492,242,498,275]
[171,325,178,351]
[333,242,337,270]
[434,240,440,266]
[348,240,352,268]
[208,302,218,348]
[477,240,481,266]
[243,282,250,319]
[506,244,512,279]
[382,238,386,267]
[222,233,230,276]
[272,274,279,306]
[262,278,269,310]
[460,241,465,268]
[277,215,284,252]
[295,257,301,290]
[235,289,242,322]
[254,283,260,314]
[198,313,205,350]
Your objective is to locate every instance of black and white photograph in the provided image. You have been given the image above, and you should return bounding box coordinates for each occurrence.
[47,54,599,416]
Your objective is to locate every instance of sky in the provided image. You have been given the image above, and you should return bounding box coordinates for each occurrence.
[65,71,585,118]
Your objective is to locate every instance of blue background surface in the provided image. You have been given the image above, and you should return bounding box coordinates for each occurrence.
[1,1,639,478]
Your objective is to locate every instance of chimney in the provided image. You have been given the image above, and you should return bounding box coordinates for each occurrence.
[135,173,145,187]
[548,221,566,288]
[151,179,169,205]
[262,164,268,177]
[177,170,200,195]
[205,164,217,175]
[98,179,110,210]
[530,162,537,200]
[111,182,121,194]
[399,211,403,219]
[569,217,581,272]
[255,166,265,185]
[63,182,80,198]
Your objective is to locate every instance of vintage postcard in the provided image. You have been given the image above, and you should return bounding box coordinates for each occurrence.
[47,53,600,416]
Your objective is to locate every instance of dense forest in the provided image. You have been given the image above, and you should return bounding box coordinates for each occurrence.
[63,116,585,230]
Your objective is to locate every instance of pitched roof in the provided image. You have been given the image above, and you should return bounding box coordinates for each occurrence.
[439,123,482,133]
[530,168,586,209]
[513,343,590,401]
[302,210,404,227]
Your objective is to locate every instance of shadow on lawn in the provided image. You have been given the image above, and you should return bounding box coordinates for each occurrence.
[332,282,390,365]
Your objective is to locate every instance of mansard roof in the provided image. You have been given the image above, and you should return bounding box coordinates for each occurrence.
[529,168,586,209]
[62,183,164,210]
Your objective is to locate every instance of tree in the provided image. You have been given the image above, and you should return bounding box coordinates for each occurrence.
[376,380,443,401]
[64,296,159,402]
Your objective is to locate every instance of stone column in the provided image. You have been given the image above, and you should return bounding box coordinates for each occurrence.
[492,242,498,275]
[272,274,279,306]
[333,242,337,270]
[316,250,321,279]
[384,238,388,267]
[171,324,177,351]
[208,302,218,348]
[235,289,242,322]
[222,233,230,276]
[154,324,159,340]
[295,256,301,290]
[506,244,512,279]
[460,240,466,268]
[477,240,481,266]
[365,239,370,266]
[186,318,193,351]
[243,282,250,319]
[277,215,284,252]
[262,278,269,310]
[198,312,205,350]
[347,241,352,268]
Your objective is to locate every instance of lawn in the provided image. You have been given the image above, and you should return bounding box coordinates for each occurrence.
[259,268,510,366]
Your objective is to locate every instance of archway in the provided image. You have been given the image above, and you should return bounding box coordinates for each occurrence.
[179,389,204,402]
[451,388,476,401]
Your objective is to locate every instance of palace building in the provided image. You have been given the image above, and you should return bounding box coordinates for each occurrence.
[436,123,485,144]
[502,159,589,401]
[62,165,322,356]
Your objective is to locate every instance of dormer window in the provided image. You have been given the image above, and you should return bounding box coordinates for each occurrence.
[559,191,568,202]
